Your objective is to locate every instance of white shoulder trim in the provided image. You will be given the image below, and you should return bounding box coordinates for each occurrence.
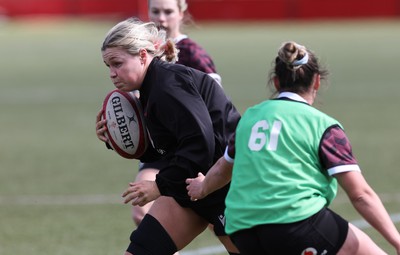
[327,164,361,176]
[208,73,222,86]
[224,147,234,164]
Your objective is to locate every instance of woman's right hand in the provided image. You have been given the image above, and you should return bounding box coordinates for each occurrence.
[95,109,108,142]
[186,172,206,201]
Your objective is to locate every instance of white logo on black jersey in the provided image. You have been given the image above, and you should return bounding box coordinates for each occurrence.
[156,149,166,155]
[218,215,225,226]
[146,128,166,156]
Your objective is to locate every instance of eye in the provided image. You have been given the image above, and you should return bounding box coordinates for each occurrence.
[104,56,122,68]
[164,9,174,15]
[107,57,122,67]
[112,62,123,68]
[151,9,160,15]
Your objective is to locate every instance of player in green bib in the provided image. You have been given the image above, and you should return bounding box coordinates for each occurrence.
[186,41,400,255]
[229,97,341,230]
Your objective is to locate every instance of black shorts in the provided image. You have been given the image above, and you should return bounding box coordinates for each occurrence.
[186,186,230,236]
[139,159,230,237]
[230,207,348,255]
[164,182,231,237]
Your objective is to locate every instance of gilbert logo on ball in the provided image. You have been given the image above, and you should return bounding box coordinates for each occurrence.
[102,89,148,159]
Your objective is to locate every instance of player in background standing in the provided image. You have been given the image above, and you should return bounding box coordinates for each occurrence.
[186,41,400,255]
[96,18,240,255]
[150,0,221,84]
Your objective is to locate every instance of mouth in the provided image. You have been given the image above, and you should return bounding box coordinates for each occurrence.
[156,23,167,31]
[113,82,125,89]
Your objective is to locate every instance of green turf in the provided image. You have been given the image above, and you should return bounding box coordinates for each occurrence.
[1,18,399,254]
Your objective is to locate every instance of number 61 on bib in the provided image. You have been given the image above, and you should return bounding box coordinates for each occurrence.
[248,120,282,151]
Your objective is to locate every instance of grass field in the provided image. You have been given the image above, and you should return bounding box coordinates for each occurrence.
[1,17,400,254]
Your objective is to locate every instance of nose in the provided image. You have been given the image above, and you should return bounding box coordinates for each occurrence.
[109,68,117,78]
[157,12,166,23]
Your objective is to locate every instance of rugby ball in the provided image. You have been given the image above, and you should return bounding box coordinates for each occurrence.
[102,89,148,159]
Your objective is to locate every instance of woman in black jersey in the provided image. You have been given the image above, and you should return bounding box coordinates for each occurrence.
[95,18,240,255]
[122,0,231,253]
[132,0,222,235]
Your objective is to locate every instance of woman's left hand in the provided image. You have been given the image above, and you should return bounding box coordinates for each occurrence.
[122,181,161,206]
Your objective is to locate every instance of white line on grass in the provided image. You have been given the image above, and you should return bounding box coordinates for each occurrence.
[1,194,399,255]
[0,194,121,205]
[2,193,400,205]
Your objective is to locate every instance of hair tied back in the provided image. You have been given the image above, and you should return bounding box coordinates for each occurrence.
[292,51,309,66]
[278,41,309,70]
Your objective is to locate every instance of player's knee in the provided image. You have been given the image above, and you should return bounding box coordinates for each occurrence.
[127,214,178,255]
[132,211,144,226]
[132,205,146,226]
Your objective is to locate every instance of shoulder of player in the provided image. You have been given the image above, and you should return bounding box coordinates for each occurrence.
[150,60,206,90]
[176,37,208,52]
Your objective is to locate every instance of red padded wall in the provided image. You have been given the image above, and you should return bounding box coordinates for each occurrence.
[0,0,398,20]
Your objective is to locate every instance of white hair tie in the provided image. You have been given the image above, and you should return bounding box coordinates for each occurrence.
[293,52,309,66]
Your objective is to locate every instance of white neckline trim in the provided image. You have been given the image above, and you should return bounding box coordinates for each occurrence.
[174,34,188,44]
[277,92,308,103]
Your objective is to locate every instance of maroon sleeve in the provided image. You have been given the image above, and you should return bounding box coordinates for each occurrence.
[176,38,217,74]
[226,132,236,159]
[319,125,358,171]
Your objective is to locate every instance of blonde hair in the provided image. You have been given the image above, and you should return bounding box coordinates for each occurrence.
[101,17,179,63]
[176,0,188,12]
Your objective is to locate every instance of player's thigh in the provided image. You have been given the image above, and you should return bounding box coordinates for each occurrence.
[337,223,386,255]
[135,168,159,182]
[148,196,208,250]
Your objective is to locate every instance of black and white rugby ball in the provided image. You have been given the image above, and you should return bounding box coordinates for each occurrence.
[102,89,148,159]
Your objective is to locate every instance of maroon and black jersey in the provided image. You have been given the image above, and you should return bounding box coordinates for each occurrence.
[176,36,217,74]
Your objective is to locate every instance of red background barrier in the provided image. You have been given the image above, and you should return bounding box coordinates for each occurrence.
[189,0,400,20]
[0,0,399,20]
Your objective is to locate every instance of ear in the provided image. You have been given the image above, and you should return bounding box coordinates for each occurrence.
[273,76,280,90]
[178,9,184,22]
[313,74,320,91]
[139,48,147,63]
